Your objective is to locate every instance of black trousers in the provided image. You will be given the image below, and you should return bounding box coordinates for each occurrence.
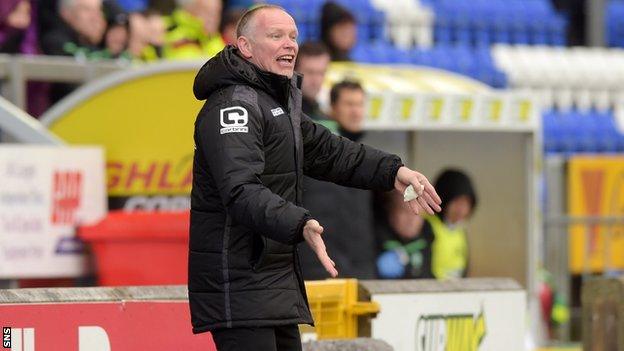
[211,325,302,351]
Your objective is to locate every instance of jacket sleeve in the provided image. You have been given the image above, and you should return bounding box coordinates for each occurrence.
[301,113,403,191]
[195,100,311,245]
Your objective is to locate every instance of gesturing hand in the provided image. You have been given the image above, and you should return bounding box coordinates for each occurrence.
[302,219,338,278]
[394,166,442,215]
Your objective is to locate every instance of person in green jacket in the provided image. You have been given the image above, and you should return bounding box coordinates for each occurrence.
[164,0,225,59]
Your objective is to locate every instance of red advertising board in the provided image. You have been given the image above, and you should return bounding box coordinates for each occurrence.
[0,301,215,350]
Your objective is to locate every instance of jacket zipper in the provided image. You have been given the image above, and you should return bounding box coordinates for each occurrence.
[283,82,299,205]
[284,85,313,321]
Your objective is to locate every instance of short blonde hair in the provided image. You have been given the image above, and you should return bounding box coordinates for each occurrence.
[236,4,285,38]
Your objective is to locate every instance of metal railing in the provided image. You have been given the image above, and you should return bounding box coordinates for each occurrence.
[0,54,130,110]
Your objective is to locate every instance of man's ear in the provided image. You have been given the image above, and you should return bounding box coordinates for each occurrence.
[237,36,253,59]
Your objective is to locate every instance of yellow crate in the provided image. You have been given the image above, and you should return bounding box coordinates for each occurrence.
[301,279,379,339]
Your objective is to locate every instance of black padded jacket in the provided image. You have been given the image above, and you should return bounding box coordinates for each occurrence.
[189,45,403,333]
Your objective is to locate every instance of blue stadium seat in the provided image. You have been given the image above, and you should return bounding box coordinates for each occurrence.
[425,0,567,46]
[263,1,520,88]
[541,109,624,155]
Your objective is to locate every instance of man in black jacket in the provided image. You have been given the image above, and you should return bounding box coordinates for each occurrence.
[190,5,441,351]
[300,80,377,280]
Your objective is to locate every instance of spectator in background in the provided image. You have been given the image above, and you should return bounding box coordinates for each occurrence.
[376,190,430,279]
[0,0,49,118]
[425,169,477,280]
[295,41,336,131]
[163,0,225,59]
[0,0,38,54]
[41,0,106,58]
[299,80,377,280]
[327,80,368,141]
[126,12,147,58]
[219,8,244,46]
[320,1,356,61]
[102,1,130,58]
[144,9,166,57]
[41,0,107,104]
[104,20,129,58]
[126,10,165,61]
[377,169,478,280]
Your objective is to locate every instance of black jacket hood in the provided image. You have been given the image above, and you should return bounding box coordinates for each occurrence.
[193,45,301,107]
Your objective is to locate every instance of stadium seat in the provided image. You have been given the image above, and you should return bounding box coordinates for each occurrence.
[425,0,567,46]
[492,45,624,111]
[541,108,624,154]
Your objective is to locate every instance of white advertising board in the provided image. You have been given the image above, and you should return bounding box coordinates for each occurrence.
[0,145,106,278]
[371,290,526,351]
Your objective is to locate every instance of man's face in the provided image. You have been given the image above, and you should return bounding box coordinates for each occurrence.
[239,9,299,78]
[297,54,330,101]
[62,0,105,45]
[331,88,365,133]
[7,0,31,30]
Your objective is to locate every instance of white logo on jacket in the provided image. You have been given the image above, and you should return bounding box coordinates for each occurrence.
[220,106,249,134]
[271,107,284,116]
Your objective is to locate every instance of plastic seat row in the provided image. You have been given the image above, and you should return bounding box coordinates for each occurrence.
[492,45,624,111]
[543,109,624,154]
[424,0,567,46]
[273,0,569,48]
[270,0,386,43]
[350,42,507,88]
[370,0,434,48]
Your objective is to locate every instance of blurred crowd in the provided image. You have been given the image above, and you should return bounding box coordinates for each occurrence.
[0,0,363,115]
[0,0,252,113]
[0,0,361,61]
[1,0,242,60]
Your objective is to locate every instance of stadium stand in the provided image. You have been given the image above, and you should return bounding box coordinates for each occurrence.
[426,0,567,46]
[492,44,624,112]
[351,43,507,88]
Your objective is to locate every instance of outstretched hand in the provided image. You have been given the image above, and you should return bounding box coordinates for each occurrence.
[394,166,442,215]
[303,219,338,278]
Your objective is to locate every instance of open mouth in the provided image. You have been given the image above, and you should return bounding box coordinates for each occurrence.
[276,54,294,64]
